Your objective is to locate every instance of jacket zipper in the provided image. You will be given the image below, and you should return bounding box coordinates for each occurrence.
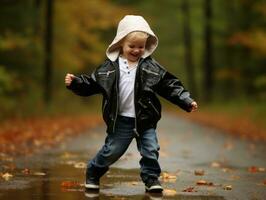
[98,70,115,77]
[142,68,159,76]
[133,59,145,137]
[148,100,160,116]
[102,99,107,113]
[112,64,119,133]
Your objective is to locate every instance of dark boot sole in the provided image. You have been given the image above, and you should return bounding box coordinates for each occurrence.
[145,188,163,193]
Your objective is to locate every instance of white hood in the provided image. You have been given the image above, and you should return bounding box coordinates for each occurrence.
[106,15,158,61]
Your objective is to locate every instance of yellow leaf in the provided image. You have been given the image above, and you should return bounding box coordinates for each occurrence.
[163,189,177,196]
[223,185,233,190]
[2,173,13,181]
[74,162,86,169]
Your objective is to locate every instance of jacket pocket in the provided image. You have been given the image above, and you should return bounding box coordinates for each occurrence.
[141,68,160,87]
[138,99,160,120]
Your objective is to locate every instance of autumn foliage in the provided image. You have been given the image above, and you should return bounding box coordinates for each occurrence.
[179,111,266,142]
[0,114,102,156]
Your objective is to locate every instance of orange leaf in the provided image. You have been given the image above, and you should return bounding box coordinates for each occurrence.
[182,187,197,192]
[248,166,259,173]
[61,181,81,188]
[22,168,30,175]
[196,180,214,186]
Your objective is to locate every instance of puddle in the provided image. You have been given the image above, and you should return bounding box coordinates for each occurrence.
[0,163,226,200]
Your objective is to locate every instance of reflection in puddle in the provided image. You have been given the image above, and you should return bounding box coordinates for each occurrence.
[83,191,225,200]
[0,159,225,200]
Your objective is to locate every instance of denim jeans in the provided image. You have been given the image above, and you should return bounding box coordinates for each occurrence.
[87,115,161,183]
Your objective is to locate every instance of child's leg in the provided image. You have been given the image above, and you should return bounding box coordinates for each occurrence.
[86,116,136,182]
[136,128,161,183]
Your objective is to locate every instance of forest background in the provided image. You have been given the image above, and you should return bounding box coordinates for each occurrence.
[0,0,265,142]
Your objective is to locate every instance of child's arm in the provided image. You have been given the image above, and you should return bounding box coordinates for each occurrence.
[156,71,197,112]
[65,73,102,96]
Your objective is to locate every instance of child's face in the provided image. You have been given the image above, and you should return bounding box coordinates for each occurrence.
[121,34,147,63]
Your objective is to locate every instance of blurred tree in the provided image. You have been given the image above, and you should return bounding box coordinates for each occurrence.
[44,0,54,104]
[181,0,197,98]
[0,0,130,117]
[53,0,130,71]
[202,0,214,102]
[226,0,266,99]
[0,0,42,116]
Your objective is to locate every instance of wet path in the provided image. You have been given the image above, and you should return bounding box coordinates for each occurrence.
[0,113,265,200]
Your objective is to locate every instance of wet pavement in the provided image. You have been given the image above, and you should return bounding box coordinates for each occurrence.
[0,112,265,200]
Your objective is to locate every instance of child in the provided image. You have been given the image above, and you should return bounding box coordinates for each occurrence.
[65,15,198,193]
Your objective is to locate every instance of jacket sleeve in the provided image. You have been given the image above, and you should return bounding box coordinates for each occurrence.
[155,71,194,112]
[66,73,102,96]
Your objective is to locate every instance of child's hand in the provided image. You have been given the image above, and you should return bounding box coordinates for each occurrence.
[190,101,198,112]
[65,73,75,86]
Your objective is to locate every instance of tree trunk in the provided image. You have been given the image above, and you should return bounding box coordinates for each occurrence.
[203,0,213,102]
[44,0,54,104]
[34,0,42,35]
[181,0,197,99]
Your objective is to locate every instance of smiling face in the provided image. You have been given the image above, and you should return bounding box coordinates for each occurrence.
[121,32,148,63]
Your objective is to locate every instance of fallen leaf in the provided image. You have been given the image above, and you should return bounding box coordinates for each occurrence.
[196,180,214,186]
[131,181,139,185]
[2,173,13,181]
[160,172,177,183]
[163,189,177,196]
[61,181,82,188]
[33,172,46,176]
[194,169,205,176]
[223,185,232,190]
[263,180,266,185]
[161,172,177,180]
[22,168,30,174]
[247,166,265,173]
[74,162,86,169]
[182,187,197,192]
[258,167,265,172]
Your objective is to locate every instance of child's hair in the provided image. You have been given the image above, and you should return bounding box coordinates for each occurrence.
[119,31,149,46]
[125,31,149,41]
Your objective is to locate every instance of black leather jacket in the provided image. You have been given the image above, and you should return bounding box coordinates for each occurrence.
[67,56,194,135]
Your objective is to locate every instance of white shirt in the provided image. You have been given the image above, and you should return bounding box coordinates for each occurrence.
[118,56,138,118]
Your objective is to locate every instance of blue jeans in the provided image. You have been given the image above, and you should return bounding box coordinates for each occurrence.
[87,115,161,183]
